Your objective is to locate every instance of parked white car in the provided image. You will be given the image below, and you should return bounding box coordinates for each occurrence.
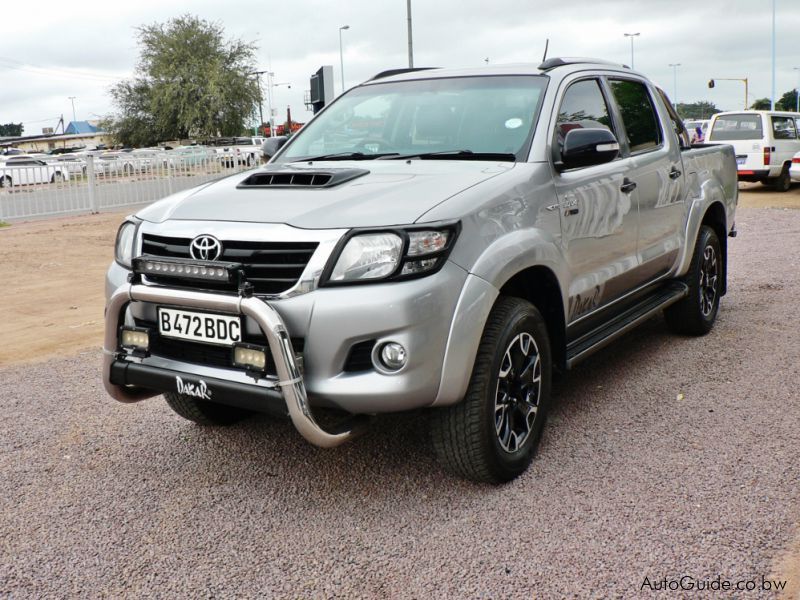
[684,119,710,143]
[164,146,215,168]
[0,155,71,187]
[790,151,800,182]
[705,110,800,191]
[49,154,88,176]
[211,137,263,167]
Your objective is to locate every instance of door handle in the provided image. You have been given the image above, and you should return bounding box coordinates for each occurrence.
[620,178,637,194]
[669,167,682,180]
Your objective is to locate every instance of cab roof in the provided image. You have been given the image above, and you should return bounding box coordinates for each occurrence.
[365,58,633,85]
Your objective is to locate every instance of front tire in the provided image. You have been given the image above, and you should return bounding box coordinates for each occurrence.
[664,225,722,336]
[164,392,252,425]
[431,297,552,484]
[0,175,11,188]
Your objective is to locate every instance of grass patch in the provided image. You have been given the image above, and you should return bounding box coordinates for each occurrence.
[0,220,11,228]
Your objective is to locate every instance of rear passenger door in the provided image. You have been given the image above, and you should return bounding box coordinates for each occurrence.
[606,78,685,282]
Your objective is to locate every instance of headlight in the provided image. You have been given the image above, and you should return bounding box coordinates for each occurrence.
[324,223,459,285]
[115,221,137,268]
[330,233,403,281]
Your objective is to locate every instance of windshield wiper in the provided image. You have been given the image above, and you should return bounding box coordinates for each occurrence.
[293,151,399,162]
[380,150,517,162]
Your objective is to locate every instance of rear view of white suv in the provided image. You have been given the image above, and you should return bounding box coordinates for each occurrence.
[706,110,800,191]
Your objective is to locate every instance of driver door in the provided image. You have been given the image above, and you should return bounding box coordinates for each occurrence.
[551,77,639,327]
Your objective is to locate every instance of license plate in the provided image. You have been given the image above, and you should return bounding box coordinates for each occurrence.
[157,307,242,346]
[736,157,746,166]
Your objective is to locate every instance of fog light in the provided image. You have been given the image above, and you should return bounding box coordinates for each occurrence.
[120,327,150,351]
[379,342,407,371]
[233,343,268,372]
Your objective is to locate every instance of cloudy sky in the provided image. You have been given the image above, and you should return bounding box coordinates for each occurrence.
[2,0,799,135]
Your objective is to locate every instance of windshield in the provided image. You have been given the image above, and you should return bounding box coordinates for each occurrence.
[708,113,763,141]
[277,75,547,162]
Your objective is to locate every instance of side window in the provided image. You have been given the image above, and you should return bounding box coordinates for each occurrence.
[657,88,690,148]
[554,79,615,161]
[608,79,663,153]
[771,116,797,140]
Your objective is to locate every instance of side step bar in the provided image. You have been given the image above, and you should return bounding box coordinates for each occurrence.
[566,282,689,368]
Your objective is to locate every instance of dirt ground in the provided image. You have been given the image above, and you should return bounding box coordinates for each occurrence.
[1,184,799,595]
[0,210,124,365]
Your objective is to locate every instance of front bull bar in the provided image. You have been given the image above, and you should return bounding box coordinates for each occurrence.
[102,282,368,448]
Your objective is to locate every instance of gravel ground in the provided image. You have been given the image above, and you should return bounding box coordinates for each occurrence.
[1,206,799,598]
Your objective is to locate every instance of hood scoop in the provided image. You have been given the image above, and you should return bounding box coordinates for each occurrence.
[237,167,370,189]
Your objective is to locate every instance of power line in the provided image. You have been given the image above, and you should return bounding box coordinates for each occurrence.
[0,56,126,82]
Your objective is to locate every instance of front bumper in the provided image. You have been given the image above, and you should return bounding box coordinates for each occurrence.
[103,282,368,448]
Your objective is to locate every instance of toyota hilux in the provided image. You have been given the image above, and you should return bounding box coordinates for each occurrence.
[104,58,738,483]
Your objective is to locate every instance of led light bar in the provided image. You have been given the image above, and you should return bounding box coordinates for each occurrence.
[120,326,150,352]
[132,255,242,284]
[232,343,269,372]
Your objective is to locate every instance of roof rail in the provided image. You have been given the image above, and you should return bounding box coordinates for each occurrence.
[369,67,439,81]
[538,57,629,71]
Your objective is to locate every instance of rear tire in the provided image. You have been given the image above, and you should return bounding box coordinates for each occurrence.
[164,392,252,425]
[771,166,792,192]
[0,176,11,188]
[664,225,722,336]
[430,297,552,484]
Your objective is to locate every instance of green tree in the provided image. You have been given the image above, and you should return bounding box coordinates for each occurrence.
[108,15,260,147]
[750,98,772,110]
[674,101,721,120]
[776,89,799,112]
[0,123,24,136]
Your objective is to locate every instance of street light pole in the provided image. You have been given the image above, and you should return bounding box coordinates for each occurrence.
[68,96,77,126]
[668,63,681,106]
[406,0,414,68]
[624,33,640,69]
[794,67,800,113]
[267,72,275,137]
[339,25,350,94]
[771,0,776,110]
[249,71,267,136]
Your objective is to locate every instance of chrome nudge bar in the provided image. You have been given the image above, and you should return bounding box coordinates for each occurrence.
[102,283,368,448]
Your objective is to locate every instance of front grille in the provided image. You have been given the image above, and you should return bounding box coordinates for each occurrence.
[141,234,318,295]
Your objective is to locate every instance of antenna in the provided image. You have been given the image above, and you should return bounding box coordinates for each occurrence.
[542,38,549,62]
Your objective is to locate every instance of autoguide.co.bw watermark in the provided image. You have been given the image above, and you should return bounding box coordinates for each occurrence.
[641,574,787,593]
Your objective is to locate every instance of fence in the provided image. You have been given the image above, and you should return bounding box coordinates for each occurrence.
[0,150,256,221]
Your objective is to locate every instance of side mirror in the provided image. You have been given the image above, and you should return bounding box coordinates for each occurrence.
[559,128,620,170]
[261,136,288,160]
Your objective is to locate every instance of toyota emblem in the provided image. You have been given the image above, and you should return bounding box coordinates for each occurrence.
[189,235,223,261]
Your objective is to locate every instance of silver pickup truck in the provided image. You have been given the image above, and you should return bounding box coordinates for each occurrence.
[104,58,737,483]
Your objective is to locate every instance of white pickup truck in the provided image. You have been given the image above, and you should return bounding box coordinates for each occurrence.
[212,137,265,167]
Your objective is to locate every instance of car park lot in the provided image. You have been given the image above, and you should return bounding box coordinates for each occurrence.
[1,187,799,596]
